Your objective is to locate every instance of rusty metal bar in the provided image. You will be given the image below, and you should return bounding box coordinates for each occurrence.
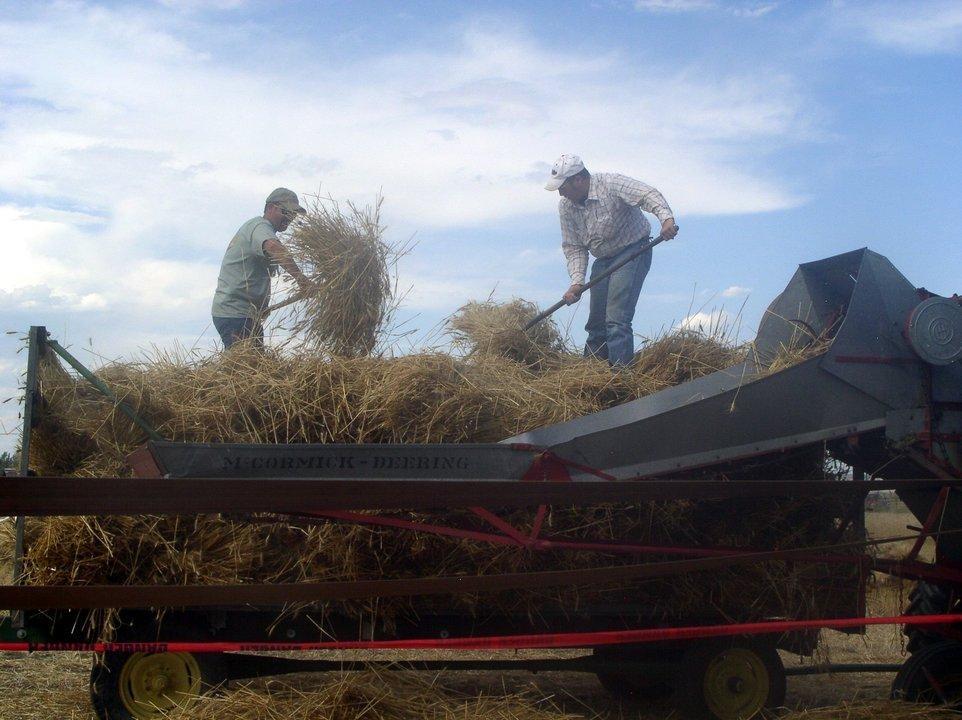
[0,548,803,609]
[3,476,962,516]
[1,530,955,611]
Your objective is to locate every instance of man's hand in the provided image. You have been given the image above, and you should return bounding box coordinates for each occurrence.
[564,283,586,305]
[661,218,679,241]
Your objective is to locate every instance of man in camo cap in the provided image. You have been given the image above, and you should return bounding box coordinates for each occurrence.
[211,188,311,349]
[545,155,678,367]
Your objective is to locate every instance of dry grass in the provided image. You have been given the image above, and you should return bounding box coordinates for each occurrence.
[273,194,400,357]
[12,311,865,641]
[781,701,962,719]
[26,327,746,477]
[448,298,568,367]
[163,670,581,720]
[0,651,91,720]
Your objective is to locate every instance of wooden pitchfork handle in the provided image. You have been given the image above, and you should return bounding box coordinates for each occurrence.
[266,282,316,314]
[523,233,670,331]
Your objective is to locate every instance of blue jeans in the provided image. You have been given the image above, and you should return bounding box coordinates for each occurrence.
[584,243,652,366]
[213,316,264,349]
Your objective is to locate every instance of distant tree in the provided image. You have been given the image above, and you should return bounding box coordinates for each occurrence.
[0,451,15,472]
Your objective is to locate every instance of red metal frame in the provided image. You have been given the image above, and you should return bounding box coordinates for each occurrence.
[9,442,962,656]
[291,508,863,562]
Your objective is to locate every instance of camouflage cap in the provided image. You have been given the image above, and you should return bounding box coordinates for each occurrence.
[265,187,306,215]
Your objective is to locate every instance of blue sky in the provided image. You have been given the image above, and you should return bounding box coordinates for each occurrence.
[1,0,960,452]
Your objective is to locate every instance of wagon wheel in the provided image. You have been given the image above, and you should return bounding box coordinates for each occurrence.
[904,582,960,653]
[891,639,962,706]
[90,651,226,720]
[593,645,674,704]
[675,639,786,720]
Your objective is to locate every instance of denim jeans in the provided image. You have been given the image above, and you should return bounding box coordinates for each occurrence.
[583,243,652,366]
[213,316,264,349]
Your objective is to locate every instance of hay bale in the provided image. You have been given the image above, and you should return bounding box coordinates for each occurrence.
[279,194,397,357]
[448,299,567,367]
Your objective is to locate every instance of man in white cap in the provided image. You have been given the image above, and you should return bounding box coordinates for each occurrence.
[545,155,678,366]
[211,187,312,349]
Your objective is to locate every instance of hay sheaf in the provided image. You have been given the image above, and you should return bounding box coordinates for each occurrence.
[448,299,567,367]
[276,194,397,357]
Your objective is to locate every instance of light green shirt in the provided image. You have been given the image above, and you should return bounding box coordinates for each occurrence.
[211,217,278,318]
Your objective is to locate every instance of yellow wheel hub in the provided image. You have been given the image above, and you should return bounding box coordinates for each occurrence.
[118,652,202,719]
[702,647,770,720]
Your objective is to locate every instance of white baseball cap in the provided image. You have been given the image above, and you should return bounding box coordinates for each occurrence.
[544,154,585,191]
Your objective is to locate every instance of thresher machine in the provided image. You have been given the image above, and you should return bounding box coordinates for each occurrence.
[2,247,962,719]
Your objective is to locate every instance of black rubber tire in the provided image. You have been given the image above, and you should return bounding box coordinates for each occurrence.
[90,651,227,720]
[594,646,674,704]
[905,582,956,653]
[676,640,786,720]
[891,639,962,705]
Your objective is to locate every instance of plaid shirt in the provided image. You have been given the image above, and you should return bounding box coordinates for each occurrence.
[559,172,674,285]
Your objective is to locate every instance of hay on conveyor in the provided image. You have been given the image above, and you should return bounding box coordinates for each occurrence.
[163,671,580,720]
[13,319,858,638]
[276,194,397,357]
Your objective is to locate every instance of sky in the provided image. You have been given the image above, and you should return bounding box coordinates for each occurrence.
[0,0,960,452]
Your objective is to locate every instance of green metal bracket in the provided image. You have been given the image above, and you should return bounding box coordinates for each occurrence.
[44,338,164,442]
[8,327,164,630]
[0,615,45,643]
[10,326,44,628]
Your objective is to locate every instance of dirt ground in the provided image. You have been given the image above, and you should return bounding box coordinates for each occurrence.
[0,505,933,719]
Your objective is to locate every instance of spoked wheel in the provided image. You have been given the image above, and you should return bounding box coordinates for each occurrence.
[594,645,675,705]
[676,639,786,720]
[90,651,226,720]
[892,640,962,706]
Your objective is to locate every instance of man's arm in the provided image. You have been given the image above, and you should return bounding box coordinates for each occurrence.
[263,237,311,291]
[611,174,678,240]
[560,201,588,303]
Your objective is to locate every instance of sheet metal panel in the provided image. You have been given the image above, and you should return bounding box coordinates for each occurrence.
[146,442,539,480]
[505,358,890,479]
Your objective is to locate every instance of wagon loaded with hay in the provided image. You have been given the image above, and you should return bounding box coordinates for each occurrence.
[2,248,962,720]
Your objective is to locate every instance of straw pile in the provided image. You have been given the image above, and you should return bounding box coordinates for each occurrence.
[449,299,567,367]
[163,671,580,720]
[11,293,858,639]
[274,194,398,357]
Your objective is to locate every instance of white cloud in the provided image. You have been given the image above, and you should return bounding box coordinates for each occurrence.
[0,378,21,453]
[635,0,779,16]
[675,309,733,332]
[722,285,751,297]
[0,4,817,362]
[156,0,247,10]
[635,0,715,11]
[833,1,962,54]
